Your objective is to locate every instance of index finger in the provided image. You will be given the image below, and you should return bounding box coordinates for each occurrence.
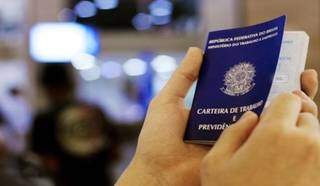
[259,93,301,128]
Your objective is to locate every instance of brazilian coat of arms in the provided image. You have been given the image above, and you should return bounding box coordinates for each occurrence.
[221,62,256,96]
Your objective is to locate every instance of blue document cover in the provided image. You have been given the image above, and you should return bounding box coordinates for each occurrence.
[184,16,286,144]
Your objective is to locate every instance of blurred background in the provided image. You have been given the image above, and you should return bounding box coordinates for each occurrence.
[0,0,318,185]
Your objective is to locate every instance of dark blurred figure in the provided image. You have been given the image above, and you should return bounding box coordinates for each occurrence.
[30,64,118,186]
[0,112,32,186]
[0,111,6,158]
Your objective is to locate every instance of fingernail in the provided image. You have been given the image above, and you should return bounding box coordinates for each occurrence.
[305,69,318,77]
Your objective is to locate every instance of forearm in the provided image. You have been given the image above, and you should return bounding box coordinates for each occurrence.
[116,157,201,186]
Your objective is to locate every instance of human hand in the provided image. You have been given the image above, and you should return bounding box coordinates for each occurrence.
[116,45,318,186]
[116,47,209,186]
[201,93,320,186]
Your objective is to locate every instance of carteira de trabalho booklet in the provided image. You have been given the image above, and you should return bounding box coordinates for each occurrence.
[184,16,295,145]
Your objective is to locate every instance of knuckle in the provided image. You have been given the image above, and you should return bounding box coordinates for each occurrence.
[300,112,315,119]
[299,112,319,124]
[310,102,318,115]
[276,92,301,104]
[303,100,318,112]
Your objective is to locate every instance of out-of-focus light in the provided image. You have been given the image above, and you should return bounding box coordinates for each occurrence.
[123,58,147,76]
[132,13,152,31]
[123,104,145,122]
[151,55,177,73]
[94,0,118,10]
[152,15,171,25]
[71,53,96,70]
[149,0,172,25]
[79,65,101,81]
[29,23,99,62]
[74,1,97,18]
[58,8,77,22]
[101,61,123,79]
[149,0,173,17]
[153,74,168,93]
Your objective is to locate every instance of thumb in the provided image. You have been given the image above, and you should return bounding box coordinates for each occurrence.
[209,111,258,160]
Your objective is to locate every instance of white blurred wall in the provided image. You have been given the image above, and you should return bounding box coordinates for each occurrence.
[199,0,244,33]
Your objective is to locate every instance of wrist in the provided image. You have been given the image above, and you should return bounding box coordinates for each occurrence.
[116,157,167,186]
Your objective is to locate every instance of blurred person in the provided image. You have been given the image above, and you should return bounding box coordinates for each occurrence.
[30,64,118,186]
[116,48,319,186]
[4,87,32,135]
